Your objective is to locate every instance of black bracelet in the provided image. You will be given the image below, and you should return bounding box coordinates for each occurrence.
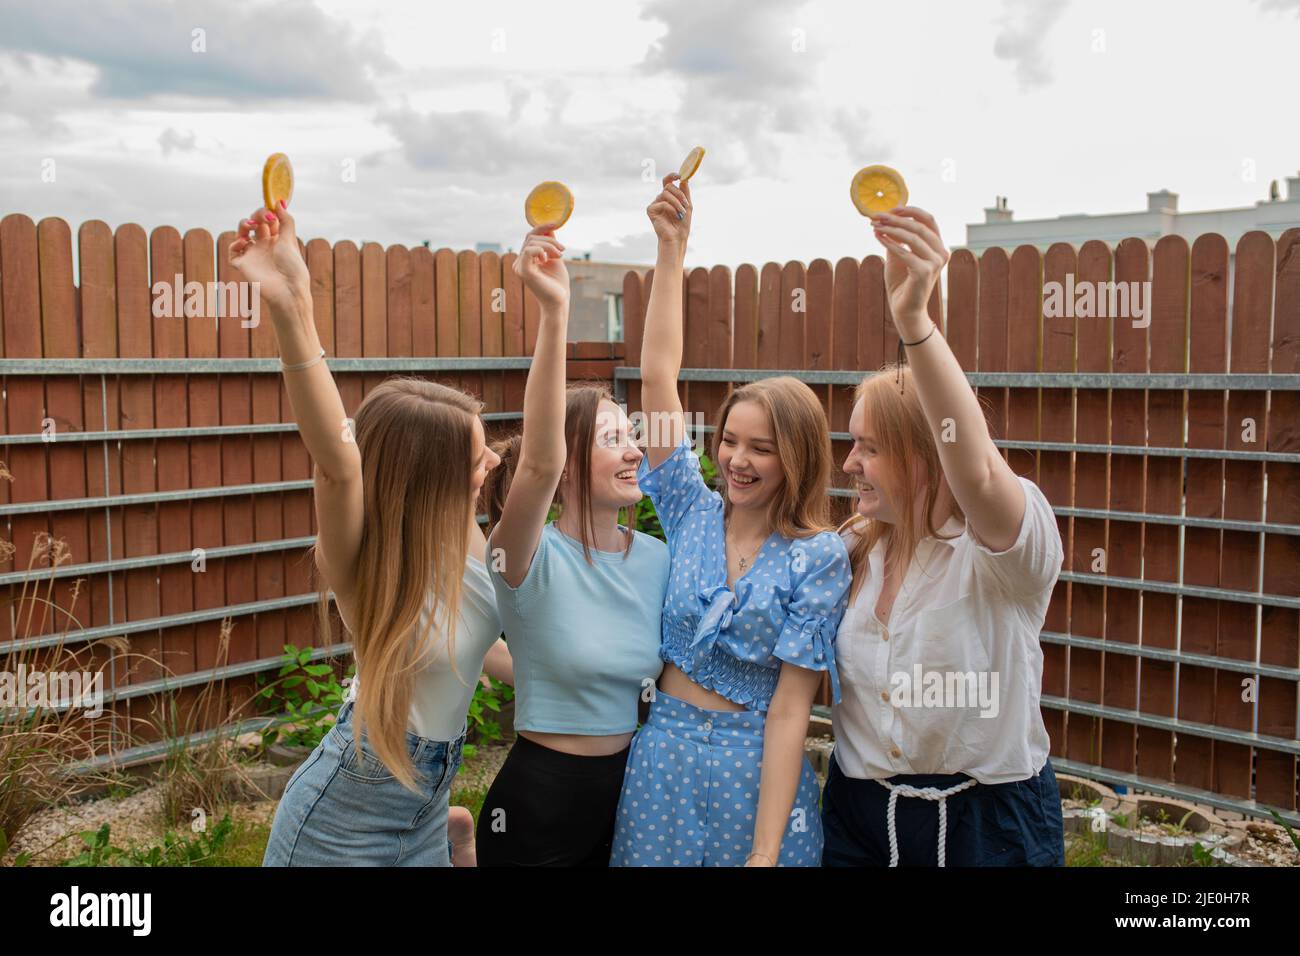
[895,322,937,394]
[902,322,937,347]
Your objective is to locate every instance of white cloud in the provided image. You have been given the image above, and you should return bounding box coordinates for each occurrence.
[0,0,394,102]
[638,0,882,177]
[992,0,1069,92]
[158,127,197,156]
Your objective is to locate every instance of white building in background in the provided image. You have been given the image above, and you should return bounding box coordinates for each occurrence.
[964,171,1300,255]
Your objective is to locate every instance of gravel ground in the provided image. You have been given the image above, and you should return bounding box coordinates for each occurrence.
[5,785,280,866]
[4,738,511,866]
[452,740,510,795]
[9,741,1293,867]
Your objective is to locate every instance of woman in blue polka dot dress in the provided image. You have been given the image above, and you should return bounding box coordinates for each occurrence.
[608,173,850,867]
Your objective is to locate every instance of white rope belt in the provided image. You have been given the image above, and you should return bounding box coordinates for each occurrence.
[877,778,978,867]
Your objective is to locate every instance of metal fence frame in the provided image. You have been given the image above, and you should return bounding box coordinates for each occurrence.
[623,365,1300,825]
[4,358,1298,823]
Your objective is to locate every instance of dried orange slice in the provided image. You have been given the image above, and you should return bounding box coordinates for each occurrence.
[678,146,705,182]
[524,181,574,229]
[850,164,907,216]
[262,153,294,211]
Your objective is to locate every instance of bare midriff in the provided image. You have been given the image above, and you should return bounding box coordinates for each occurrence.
[518,730,634,756]
[657,661,747,713]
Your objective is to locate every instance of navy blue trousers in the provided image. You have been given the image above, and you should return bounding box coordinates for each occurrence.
[821,751,1065,867]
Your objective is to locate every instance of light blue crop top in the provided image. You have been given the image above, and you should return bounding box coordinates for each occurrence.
[638,437,850,712]
[487,522,669,735]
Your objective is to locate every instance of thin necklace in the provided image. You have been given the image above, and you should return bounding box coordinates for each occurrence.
[730,531,766,572]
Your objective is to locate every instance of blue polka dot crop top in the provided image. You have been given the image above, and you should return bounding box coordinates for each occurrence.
[638,437,850,712]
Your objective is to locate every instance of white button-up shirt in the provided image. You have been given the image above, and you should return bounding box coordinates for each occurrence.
[832,476,1064,785]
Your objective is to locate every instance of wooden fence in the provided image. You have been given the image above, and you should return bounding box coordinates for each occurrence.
[617,231,1300,821]
[1,212,1297,822]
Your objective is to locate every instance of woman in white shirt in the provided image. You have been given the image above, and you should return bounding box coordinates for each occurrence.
[227,202,511,867]
[826,205,1066,867]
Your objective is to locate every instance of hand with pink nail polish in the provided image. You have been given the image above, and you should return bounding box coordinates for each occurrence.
[228,204,309,311]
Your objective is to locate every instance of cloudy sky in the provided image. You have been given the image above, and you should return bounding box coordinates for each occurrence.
[1,0,1297,269]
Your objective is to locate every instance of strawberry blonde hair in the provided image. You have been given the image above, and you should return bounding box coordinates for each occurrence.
[838,364,965,604]
[712,376,835,538]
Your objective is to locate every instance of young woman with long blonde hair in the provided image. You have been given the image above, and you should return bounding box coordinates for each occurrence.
[825,206,1065,867]
[609,175,850,867]
[232,203,511,867]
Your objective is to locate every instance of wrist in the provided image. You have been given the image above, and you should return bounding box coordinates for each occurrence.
[266,283,311,317]
[895,313,933,343]
[657,239,686,263]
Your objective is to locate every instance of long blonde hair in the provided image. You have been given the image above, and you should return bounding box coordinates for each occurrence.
[326,377,483,790]
[839,364,964,604]
[712,376,835,538]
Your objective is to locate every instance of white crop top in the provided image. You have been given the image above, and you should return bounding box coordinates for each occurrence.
[345,554,502,741]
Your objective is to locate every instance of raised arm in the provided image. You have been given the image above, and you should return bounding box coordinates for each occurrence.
[640,174,692,468]
[490,228,571,588]
[229,206,363,596]
[873,207,1025,552]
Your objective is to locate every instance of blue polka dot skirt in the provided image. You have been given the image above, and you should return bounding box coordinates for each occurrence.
[609,690,824,866]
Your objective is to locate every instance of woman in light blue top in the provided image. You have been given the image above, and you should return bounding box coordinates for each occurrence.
[475,225,669,867]
[608,173,850,867]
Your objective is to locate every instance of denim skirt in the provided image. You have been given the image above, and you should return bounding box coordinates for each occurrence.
[262,700,466,866]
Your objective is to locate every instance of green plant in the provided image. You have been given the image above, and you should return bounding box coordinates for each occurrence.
[255,644,352,749]
[0,827,31,867]
[1190,842,1219,867]
[1064,829,1122,867]
[61,814,235,867]
[463,677,513,759]
[1269,809,1300,860]
[1152,807,1197,837]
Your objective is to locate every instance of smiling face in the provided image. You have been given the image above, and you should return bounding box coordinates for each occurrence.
[842,397,903,523]
[717,399,784,512]
[573,399,645,510]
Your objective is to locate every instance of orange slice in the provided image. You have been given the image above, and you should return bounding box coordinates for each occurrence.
[678,146,705,182]
[262,152,294,211]
[850,164,908,216]
[524,181,574,229]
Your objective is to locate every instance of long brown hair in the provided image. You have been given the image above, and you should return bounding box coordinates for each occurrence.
[483,384,635,564]
[712,376,835,538]
[483,432,521,532]
[838,364,964,604]
[325,377,483,790]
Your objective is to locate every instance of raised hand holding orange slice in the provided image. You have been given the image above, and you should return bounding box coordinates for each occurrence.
[678,146,705,182]
[850,164,907,216]
[262,152,294,211]
[524,181,574,229]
